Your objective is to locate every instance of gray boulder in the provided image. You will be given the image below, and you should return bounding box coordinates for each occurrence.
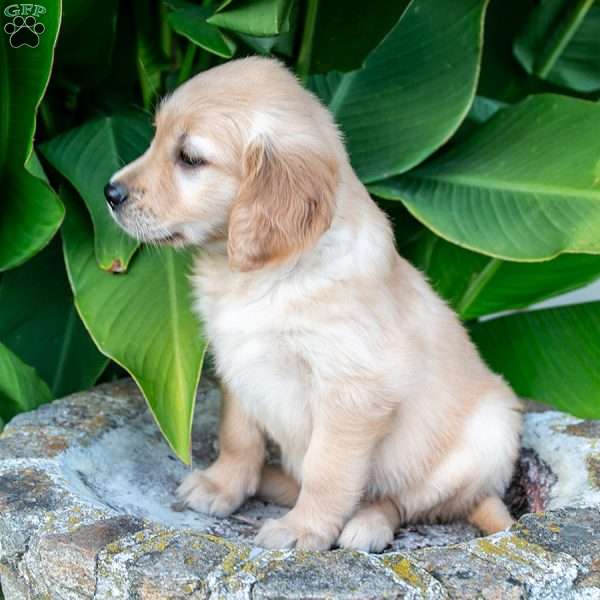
[0,378,599,599]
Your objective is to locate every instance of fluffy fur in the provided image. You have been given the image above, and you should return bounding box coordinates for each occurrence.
[109,57,522,552]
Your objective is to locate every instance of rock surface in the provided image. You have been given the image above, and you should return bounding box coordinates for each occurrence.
[0,378,599,599]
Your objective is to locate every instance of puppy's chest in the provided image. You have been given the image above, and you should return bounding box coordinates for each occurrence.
[196,282,314,453]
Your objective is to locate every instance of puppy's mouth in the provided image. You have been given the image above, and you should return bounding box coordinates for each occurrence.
[115,216,187,246]
[153,232,186,246]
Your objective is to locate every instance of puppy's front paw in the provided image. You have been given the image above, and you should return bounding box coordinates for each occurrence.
[255,517,333,550]
[337,512,394,553]
[176,470,242,517]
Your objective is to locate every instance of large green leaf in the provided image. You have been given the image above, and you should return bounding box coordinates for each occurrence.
[324,0,487,183]
[167,2,236,58]
[0,0,64,270]
[372,95,600,261]
[514,0,600,93]
[300,1,409,76]
[208,0,293,37]
[41,113,153,272]
[471,302,600,418]
[61,187,207,462]
[0,341,51,423]
[0,239,108,397]
[229,0,297,57]
[405,232,600,319]
[1,169,64,271]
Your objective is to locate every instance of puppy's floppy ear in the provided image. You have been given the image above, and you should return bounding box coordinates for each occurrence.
[227,138,337,272]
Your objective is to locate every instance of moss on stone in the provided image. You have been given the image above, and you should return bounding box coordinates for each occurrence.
[381,555,427,591]
[476,535,549,566]
[197,533,249,576]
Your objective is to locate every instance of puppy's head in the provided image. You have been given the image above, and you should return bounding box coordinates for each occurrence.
[106,57,339,271]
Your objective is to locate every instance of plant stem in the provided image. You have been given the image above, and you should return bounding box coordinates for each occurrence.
[421,232,439,272]
[534,0,594,78]
[160,3,173,60]
[197,49,212,73]
[178,43,198,85]
[137,55,153,112]
[296,0,319,83]
[38,99,56,139]
[456,258,502,319]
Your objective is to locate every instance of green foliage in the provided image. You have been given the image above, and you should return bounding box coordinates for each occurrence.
[317,0,488,182]
[41,114,153,271]
[404,232,600,320]
[1,0,599,458]
[61,187,207,462]
[0,239,108,397]
[300,2,409,75]
[0,0,64,271]
[372,95,600,260]
[167,2,237,58]
[514,0,600,93]
[208,0,294,37]
[0,340,51,424]
[471,301,600,418]
[55,0,118,85]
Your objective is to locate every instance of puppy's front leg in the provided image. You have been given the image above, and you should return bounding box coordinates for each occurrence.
[255,404,385,551]
[177,384,265,517]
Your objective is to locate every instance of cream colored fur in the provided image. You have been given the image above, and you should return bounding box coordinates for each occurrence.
[109,57,523,552]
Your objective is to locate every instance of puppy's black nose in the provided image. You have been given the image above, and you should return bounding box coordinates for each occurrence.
[104,181,129,209]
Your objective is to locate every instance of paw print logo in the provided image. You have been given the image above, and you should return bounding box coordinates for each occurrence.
[4,15,45,48]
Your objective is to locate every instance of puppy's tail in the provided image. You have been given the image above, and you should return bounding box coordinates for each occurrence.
[468,495,514,534]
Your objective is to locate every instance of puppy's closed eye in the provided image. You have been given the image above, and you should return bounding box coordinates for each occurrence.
[178,148,207,168]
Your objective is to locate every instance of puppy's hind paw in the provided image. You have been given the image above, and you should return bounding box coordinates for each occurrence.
[337,513,394,553]
[176,470,241,518]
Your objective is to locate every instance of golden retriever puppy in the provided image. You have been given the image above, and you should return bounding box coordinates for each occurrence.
[105,57,522,552]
